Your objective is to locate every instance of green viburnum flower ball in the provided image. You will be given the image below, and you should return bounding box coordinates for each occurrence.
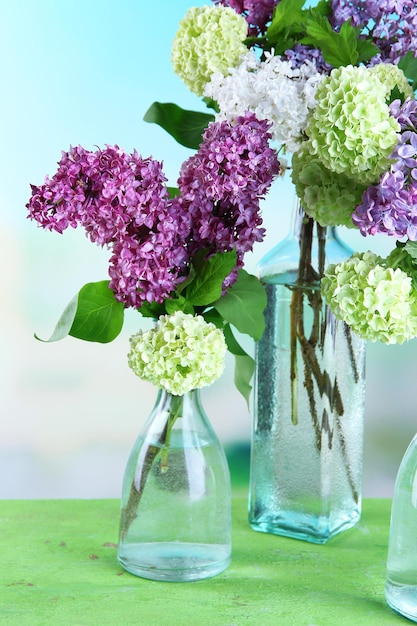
[171,5,248,97]
[307,65,400,185]
[368,63,414,101]
[128,310,227,395]
[291,141,367,227]
[322,251,417,344]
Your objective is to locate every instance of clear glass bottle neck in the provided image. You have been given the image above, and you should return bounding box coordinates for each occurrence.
[145,387,209,436]
[156,389,202,413]
[257,196,352,283]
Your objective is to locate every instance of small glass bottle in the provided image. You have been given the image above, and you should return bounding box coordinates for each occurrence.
[385,433,417,622]
[117,388,232,582]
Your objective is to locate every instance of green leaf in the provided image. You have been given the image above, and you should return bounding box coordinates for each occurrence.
[234,354,255,408]
[213,270,267,341]
[202,308,225,329]
[137,301,166,319]
[404,241,417,261]
[185,250,237,306]
[223,324,255,407]
[304,15,360,67]
[222,323,247,356]
[388,85,405,106]
[201,96,220,113]
[167,186,180,198]
[390,242,417,292]
[399,52,417,91]
[36,281,125,343]
[312,0,331,17]
[356,37,380,65]
[266,0,305,43]
[165,296,195,315]
[35,295,79,343]
[143,102,214,150]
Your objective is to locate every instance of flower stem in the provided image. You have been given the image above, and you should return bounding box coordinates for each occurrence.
[160,396,183,472]
[289,211,344,441]
[288,210,361,504]
[119,394,184,540]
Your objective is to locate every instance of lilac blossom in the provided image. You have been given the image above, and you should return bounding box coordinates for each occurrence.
[211,0,279,36]
[27,145,170,246]
[330,0,417,62]
[176,112,280,283]
[108,192,192,307]
[27,145,192,307]
[282,44,332,74]
[352,97,417,240]
[352,171,417,239]
[27,114,279,308]
[390,98,417,131]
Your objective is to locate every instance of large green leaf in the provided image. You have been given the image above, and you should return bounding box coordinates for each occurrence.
[202,308,225,329]
[399,52,417,91]
[223,324,255,407]
[36,281,125,343]
[222,323,247,356]
[165,295,195,315]
[35,295,79,343]
[405,241,417,261]
[214,270,267,341]
[356,37,380,65]
[143,102,214,150]
[234,354,255,408]
[303,15,361,67]
[266,0,305,42]
[185,250,237,306]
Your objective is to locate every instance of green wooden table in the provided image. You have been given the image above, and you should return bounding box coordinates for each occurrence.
[0,496,407,626]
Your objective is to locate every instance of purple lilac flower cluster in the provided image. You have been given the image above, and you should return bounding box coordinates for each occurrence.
[282,43,332,74]
[27,145,191,307]
[176,112,280,287]
[331,0,417,62]
[352,99,417,240]
[211,0,279,36]
[27,114,279,307]
[27,145,170,245]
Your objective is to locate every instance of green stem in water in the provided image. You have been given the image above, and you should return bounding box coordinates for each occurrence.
[160,395,183,472]
[120,393,185,540]
[288,211,361,504]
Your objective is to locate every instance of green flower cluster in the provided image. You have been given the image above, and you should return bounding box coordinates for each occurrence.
[171,5,247,97]
[128,310,227,395]
[291,142,367,227]
[368,63,414,100]
[322,252,417,344]
[307,65,400,185]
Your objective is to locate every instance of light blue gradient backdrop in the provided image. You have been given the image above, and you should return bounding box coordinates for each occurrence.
[1,1,416,498]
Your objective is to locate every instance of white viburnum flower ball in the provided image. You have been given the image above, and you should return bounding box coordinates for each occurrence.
[307,65,400,185]
[322,251,417,344]
[368,63,414,101]
[171,5,248,97]
[128,310,227,395]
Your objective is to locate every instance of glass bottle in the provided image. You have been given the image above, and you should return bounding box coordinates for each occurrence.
[117,388,232,581]
[385,433,417,622]
[248,199,367,543]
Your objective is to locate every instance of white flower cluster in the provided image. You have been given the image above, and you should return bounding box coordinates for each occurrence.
[128,310,227,395]
[204,50,323,153]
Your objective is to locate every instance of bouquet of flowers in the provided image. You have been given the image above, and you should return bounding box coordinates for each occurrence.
[146,0,417,347]
[27,113,279,402]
